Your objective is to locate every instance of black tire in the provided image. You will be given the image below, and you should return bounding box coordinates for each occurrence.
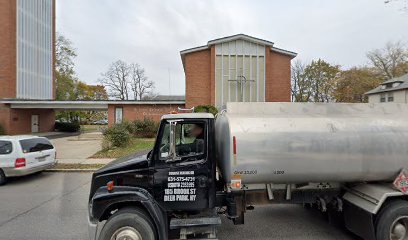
[0,169,6,186]
[376,200,408,240]
[327,208,344,228]
[99,207,156,240]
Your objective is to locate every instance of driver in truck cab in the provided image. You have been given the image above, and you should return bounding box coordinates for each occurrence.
[177,123,205,156]
[189,124,205,153]
[160,123,205,157]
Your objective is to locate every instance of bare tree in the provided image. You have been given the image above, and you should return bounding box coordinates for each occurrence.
[367,42,408,79]
[55,33,77,76]
[291,60,312,102]
[99,60,130,100]
[130,63,155,100]
[384,0,408,11]
[141,92,159,100]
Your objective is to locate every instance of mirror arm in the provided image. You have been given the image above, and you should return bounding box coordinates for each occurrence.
[168,121,177,160]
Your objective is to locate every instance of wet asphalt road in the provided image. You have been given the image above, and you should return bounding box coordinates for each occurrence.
[0,172,357,240]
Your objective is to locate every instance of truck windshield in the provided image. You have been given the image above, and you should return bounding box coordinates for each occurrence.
[159,122,205,160]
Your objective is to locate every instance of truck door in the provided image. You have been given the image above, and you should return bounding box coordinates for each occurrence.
[153,119,211,211]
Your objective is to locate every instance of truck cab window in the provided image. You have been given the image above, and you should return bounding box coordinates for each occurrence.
[159,122,205,160]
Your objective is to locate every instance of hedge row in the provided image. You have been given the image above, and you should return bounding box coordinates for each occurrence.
[194,105,218,116]
[54,122,81,132]
[103,117,159,148]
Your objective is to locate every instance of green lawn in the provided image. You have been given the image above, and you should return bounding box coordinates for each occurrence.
[53,163,105,170]
[92,137,155,159]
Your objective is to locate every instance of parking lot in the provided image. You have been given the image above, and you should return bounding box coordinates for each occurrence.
[0,172,356,240]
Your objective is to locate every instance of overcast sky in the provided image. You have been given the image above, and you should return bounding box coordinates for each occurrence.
[56,0,408,96]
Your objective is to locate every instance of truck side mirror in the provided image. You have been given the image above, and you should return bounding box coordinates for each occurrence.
[147,149,152,160]
[166,120,181,162]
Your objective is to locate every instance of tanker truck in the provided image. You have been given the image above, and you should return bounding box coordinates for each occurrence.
[88,102,408,240]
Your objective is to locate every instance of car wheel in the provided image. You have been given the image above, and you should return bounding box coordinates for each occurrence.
[99,207,156,240]
[0,169,6,185]
[376,200,408,240]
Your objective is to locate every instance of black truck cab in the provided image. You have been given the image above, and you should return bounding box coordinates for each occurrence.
[88,113,219,240]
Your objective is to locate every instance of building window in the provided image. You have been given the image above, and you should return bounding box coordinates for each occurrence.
[392,82,401,88]
[388,93,394,102]
[17,0,53,99]
[380,94,386,102]
[115,107,123,124]
[214,40,266,109]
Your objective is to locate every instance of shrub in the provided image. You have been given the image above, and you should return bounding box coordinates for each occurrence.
[132,118,159,138]
[133,117,159,138]
[55,121,81,132]
[117,121,134,134]
[101,137,112,150]
[0,124,5,135]
[195,105,218,116]
[103,124,130,147]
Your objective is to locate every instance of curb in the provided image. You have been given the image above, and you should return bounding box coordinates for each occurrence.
[45,169,98,173]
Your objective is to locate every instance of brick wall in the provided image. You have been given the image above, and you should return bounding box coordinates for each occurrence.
[9,109,55,135]
[0,106,55,135]
[184,49,213,108]
[0,0,17,99]
[183,45,292,107]
[0,0,57,135]
[108,104,185,127]
[265,48,292,102]
[0,104,11,134]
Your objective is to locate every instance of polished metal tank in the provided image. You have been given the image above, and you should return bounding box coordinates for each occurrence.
[215,102,408,184]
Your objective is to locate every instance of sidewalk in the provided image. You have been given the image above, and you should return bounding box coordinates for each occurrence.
[32,131,80,139]
[49,131,115,167]
[46,132,152,171]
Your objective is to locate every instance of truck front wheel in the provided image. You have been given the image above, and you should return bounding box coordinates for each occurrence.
[99,207,156,240]
[376,200,408,240]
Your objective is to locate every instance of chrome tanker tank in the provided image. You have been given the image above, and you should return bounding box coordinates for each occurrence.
[215,102,408,185]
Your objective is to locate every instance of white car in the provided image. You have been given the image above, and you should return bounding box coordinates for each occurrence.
[0,135,57,185]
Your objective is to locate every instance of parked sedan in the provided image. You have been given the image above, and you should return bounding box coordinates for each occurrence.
[92,119,108,125]
[0,136,57,185]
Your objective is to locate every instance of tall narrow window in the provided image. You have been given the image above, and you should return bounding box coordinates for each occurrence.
[17,0,53,99]
[115,107,123,124]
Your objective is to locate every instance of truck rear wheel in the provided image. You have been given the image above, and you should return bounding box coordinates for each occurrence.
[376,200,408,240]
[99,207,156,240]
[0,169,6,186]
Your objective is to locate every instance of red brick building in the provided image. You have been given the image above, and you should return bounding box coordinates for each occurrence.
[111,34,296,125]
[181,34,296,109]
[0,2,296,135]
[107,100,184,127]
[0,0,56,134]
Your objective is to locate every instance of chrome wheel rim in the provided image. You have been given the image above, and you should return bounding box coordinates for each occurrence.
[110,226,142,240]
[390,216,408,240]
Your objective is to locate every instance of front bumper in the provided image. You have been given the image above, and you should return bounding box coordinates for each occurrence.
[88,201,99,240]
[3,162,56,177]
